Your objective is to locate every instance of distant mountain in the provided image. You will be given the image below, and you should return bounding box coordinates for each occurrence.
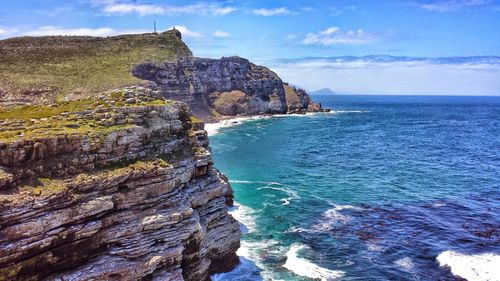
[310,88,337,95]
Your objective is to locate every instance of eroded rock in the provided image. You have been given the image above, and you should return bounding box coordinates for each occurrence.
[0,88,240,281]
[132,56,323,120]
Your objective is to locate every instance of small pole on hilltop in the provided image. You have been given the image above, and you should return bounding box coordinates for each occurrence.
[154,20,157,33]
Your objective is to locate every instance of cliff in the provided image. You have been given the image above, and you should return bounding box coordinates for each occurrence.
[0,87,240,280]
[0,29,325,280]
[0,30,323,120]
[132,56,323,121]
[0,30,192,105]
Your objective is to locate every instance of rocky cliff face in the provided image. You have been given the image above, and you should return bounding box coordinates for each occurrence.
[132,56,322,120]
[284,83,322,113]
[0,87,240,280]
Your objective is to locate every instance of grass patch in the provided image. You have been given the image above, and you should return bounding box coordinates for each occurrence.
[189,115,203,124]
[0,31,192,101]
[0,121,133,142]
[0,97,170,120]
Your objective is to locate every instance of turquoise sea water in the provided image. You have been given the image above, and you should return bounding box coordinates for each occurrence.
[210,96,500,281]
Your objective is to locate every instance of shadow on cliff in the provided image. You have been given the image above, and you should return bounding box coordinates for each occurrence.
[212,256,263,281]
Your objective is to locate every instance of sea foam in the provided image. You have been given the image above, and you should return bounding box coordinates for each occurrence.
[394,257,415,272]
[284,244,344,280]
[228,203,256,234]
[437,250,500,281]
[205,116,271,136]
[312,204,362,231]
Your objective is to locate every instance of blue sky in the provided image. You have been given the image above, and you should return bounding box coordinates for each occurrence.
[1,0,500,95]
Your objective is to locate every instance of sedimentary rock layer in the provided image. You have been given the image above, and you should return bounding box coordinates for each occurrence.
[0,87,240,281]
[132,56,323,120]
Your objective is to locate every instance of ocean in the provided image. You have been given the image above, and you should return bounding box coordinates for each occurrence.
[208,95,500,281]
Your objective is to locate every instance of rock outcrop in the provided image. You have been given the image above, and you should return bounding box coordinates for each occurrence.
[0,87,240,280]
[0,30,192,105]
[284,83,322,114]
[132,56,323,120]
[0,29,327,280]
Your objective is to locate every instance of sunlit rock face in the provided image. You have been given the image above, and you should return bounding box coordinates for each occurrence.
[0,87,240,281]
[133,56,322,120]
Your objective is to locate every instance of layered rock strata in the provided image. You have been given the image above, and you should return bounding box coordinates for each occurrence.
[0,87,240,280]
[132,56,323,120]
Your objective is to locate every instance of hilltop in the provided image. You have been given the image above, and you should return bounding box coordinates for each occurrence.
[0,29,324,121]
[0,29,191,104]
[310,88,337,95]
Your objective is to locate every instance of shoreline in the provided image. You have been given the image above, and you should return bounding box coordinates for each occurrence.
[204,111,333,136]
[204,115,273,136]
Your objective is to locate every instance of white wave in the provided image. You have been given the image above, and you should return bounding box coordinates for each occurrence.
[284,244,344,280]
[229,180,283,186]
[211,257,263,281]
[280,198,290,205]
[366,242,384,252]
[228,203,257,234]
[437,250,500,281]
[432,202,447,207]
[257,185,299,206]
[331,204,363,211]
[238,239,285,281]
[332,110,369,114]
[205,116,271,136]
[284,226,310,233]
[205,110,368,136]
[394,257,415,272]
[312,204,362,231]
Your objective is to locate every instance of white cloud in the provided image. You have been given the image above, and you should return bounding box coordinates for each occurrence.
[93,1,236,16]
[212,7,237,16]
[416,0,492,12]
[102,3,164,16]
[303,27,377,46]
[271,57,500,95]
[0,27,18,36]
[252,7,291,16]
[170,26,203,38]
[2,24,201,39]
[21,26,149,37]
[212,30,231,37]
[329,5,357,16]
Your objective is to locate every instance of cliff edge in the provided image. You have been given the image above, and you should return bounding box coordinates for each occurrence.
[0,87,240,280]
[133,56,324,121]
[0,30,192,104]
[0,30,323,121]
[0,29,326,280]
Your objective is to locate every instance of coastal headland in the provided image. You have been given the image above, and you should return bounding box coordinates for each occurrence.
[0,30,324,280]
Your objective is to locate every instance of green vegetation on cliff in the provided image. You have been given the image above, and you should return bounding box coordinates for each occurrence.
[0,30,192,102]
[0,88,173,141]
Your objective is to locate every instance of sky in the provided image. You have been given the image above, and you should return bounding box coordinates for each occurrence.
[1,0,499,95]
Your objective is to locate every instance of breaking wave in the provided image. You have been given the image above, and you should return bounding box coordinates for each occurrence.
[228,203,256,234]
[283,244,344,280]
[437,251,500,281]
